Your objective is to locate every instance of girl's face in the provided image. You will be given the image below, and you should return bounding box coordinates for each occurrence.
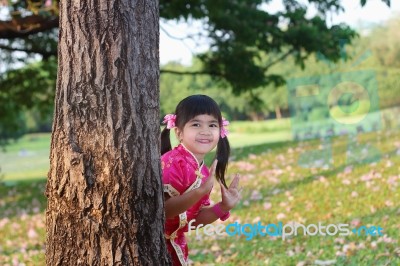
[175,114,220,163]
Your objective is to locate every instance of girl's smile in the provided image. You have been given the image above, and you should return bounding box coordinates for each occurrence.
[197,139,212,143]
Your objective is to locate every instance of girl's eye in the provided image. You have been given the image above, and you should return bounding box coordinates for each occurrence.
[210,124,219,128]
[191,123,200,127]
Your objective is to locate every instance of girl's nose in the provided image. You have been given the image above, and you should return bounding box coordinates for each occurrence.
[200,127,211,135]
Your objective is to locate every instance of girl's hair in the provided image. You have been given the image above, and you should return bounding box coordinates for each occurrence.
[161,95,230,187]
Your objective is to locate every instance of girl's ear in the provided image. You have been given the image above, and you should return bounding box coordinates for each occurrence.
[174,128,183,142]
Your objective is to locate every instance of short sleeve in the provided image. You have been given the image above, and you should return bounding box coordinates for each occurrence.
[162,157,187,197]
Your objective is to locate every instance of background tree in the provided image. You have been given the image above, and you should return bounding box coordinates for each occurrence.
[0,57,56,145]
[1,0,391,86]
[45,1,169,264]
[0,0,393,140]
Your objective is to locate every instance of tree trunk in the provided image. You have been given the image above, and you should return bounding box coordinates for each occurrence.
[275,105,282,119]
[45,1,170,265]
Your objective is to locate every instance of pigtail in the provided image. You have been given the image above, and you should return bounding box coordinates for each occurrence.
[215,137,230,188]
[161,126,172,155]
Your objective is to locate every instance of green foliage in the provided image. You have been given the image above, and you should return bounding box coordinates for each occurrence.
[0,103,26,146]
[0,57,56,144]
[160,60,273,120]
[2,0,377,92]
[165,0,359,93]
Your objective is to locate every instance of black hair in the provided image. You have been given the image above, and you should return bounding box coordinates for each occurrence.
[161,95,230,187]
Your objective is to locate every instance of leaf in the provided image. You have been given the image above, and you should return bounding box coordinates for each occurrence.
[211,244,220,252]
[360,0,367,7]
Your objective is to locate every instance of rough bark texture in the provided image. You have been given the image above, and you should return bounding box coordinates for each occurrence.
[45,1,170,265]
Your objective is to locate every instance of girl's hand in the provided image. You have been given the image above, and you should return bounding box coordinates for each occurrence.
[220,173,241,212]
[198,160,217,196]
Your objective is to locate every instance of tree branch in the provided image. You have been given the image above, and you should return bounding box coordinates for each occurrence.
[263,48,295,70]
[0,15,59,39]
[160,23,209,57]
[160,23,208,42]
[160,68,224,78]
[160,24,188,41]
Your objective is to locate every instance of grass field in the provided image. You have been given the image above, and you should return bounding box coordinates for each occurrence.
[0,119,399,265]
[189,129,400,265]
[0,120,292,182]
[0,133,51,182]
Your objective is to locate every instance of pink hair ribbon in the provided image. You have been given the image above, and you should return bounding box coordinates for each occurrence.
[221,117,229,138]
[163,114,176,129]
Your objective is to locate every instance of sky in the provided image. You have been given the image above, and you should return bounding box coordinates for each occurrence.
[159,0,400,65]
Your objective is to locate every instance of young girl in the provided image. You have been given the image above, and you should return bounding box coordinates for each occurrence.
[161,95,241,266]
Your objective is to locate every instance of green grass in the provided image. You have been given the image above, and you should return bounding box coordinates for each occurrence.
[0,180,46,265]
[187,129,400,265]
[228,119,291,134]
[0,119,399,265]
[0,133,50,182]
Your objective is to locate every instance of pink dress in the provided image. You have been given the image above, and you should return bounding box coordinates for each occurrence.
[162,144,211,266]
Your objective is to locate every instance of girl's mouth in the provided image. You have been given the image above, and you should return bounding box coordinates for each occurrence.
[197,139,212,144]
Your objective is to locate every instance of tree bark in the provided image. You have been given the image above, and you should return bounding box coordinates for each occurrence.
[45,1,170,265]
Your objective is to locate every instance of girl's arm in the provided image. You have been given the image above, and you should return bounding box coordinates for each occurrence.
[164,162,216,219]
[191,206,220,225]
[164,189,205,219]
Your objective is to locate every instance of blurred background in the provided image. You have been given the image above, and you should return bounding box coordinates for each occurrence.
[0,0,399,265]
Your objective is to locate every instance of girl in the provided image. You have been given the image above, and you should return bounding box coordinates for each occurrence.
[161,95,241,266]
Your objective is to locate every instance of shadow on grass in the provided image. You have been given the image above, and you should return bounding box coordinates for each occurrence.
[232,140,298,161]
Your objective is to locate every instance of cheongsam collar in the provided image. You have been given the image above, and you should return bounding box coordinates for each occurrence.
[178,144,204,170]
